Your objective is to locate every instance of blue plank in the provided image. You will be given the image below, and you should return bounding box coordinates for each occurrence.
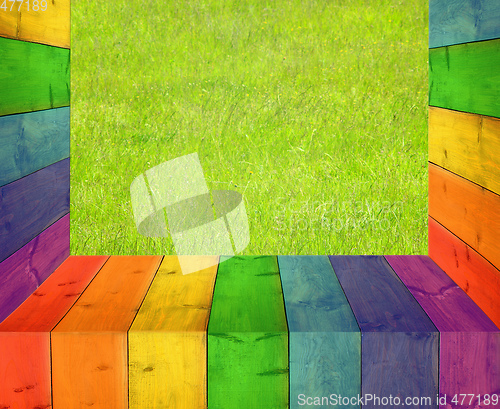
[430,0,500,48]
[0,159,69,263]
[329,256,439,409]
[0,107,70,187]
[279,256,360,409]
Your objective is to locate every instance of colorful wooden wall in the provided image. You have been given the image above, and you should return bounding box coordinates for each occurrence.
[428,0,500,328]
[0,2,71,323]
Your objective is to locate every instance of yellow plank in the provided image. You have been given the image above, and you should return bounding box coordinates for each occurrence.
[129,256,219,409]
[0,0,70,48]
[429,106,500,196]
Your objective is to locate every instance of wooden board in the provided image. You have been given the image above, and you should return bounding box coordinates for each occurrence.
[0,213,69,323]
[0,158,70,263]
[129,256,218,409]
[51,256,162,409]
[429,39,500,119]
[208,256,288,409]
[428,216,500,328]
[429,0,500,48]
[386,255,500,407]
[278,256,360,409]
[329,256,439,407]
[429,106,500,196]
[429,163,500,271]
[0,36,70,116]
[0,0,70,48]
[0,256,107,409]
[0,107,70,187]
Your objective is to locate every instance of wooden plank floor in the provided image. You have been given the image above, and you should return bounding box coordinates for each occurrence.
[1,254,498,408]
[208,256,288,409]
[279,256,360,409]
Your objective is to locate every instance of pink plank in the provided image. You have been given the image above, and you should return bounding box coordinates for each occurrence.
[0,214,69,324]
[386,255,500,409]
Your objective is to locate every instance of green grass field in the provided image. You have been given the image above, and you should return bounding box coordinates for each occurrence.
[71,0,429,256]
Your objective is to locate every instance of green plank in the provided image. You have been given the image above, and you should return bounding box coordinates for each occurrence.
[0,107,70,187]
[279,256,360,409]
[0,37,70,116]
[208,256,288,409]
[429,39,500,118]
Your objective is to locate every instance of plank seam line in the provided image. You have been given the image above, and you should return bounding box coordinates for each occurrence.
[382,256,438,333]
[0,157,70,188]
[429,36,500,50]
[428,105,500,120]
[0,211,69,265]
[276,256,290,402]
[429,162,500,197]
[0,105,70,118]
[0,34,71,50]
[49,256,111,331]
[428,216,500,275]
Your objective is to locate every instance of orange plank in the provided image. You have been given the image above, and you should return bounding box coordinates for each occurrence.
[428,163,500,271]
[428,217,500,328]
[429,106,500,196]
[51,255,162,409]
[0,255,108,409]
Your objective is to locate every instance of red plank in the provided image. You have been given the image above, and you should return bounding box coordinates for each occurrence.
[0,214,70,324]
[428,216,500,328]
[0,256,108,409]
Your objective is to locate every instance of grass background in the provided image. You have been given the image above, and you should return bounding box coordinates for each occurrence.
[70,0,429,255]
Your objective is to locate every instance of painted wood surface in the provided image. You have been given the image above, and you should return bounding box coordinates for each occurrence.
[51,256,162,409]
[0,0,70,48]
[429,106,500,196]
[329,256,439,408]
[0,158,70,263]
[429,39,500,119]
[278,255,360,409]
[0,36,70,116]
[129,256,218,409]
[386,255,500,409]
[428,163,500,271]
[208,256,288,409]
[0,107,70,187]
[0,213,69,324]
[428,216,500,328]
[0,256,107,409]
[429,0,500,48]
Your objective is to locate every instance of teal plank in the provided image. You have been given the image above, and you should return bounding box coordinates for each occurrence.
[430,0,500,48]
[279,256,360,409]
[208,256,288,409]
[0,37,70,116]
[429,39,500,118]
[0,107,70,187]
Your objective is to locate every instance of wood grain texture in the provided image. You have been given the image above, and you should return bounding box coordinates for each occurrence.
[429,0,500,48]
[429,39,500,119]
[0,213,69,324]
[51,256,162,409]
[0,256,107,409]
[0,107,70,187]
[386,255,500,408]
[0,36,70,116]
[278,255,360,409]
[429,163,500,271]
[129,256,218,409]
[0,0,70,48]
[208,256,288,409]
[428,216,500,328]
[329,256,439,408]
[429,106,500,196]
[0,158,70,263]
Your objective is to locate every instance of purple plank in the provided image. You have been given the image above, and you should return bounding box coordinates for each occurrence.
[0,158,69,262]
[386,255,500,409]
[329,256,438,409]
[0,214,69,323]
